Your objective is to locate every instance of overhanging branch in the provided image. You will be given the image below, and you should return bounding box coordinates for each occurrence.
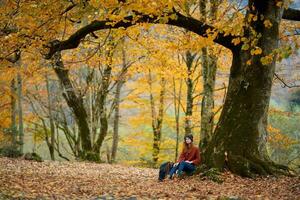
[44,10,235,59]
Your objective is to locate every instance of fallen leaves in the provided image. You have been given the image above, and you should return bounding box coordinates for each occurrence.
[0,157,299,199]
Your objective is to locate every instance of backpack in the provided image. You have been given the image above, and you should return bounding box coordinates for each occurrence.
[158,161,174,181]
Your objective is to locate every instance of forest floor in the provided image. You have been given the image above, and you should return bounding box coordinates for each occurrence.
[0,157,299,200]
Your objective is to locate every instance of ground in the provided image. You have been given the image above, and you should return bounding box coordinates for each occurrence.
[0,157,299,200]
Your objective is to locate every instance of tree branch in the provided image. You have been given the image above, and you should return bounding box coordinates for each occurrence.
[282,8,300,21]
[274,73,300,88]
[44,10,235,59]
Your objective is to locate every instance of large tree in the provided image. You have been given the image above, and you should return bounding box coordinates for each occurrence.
[41,0,300,175]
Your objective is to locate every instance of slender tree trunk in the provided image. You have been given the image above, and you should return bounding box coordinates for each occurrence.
[200,49,217,150]
[51,50,92,157]
[204,1,287,176]
[149,71,166,163]
[185,51,196,135]
[111,47,127,163]
[111,81,121,163]
[89,82,94,147]
[199,0,218,152]
[10,78,17,146]
[17,70,24,154]
[93,64,112,155]
[173,77,182,162]
[45,74,55,160]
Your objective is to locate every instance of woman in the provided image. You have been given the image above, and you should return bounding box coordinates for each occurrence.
[169,134,201,179]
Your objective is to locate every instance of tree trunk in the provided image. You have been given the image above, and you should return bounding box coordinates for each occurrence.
[93,64,112,155]
[10,78,17,147]
[51,51,92,157]
[185,51,196,135]
[204,1,287,176]
[149,71,166,163]
[17,71,24,154]
[45,74,55,160]
[200,48,217,150]
[173,77,182,162]
[111,81,121,163]
[111,47,127,163]
[199,0,218,152]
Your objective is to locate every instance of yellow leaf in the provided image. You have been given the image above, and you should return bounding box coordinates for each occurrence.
[264,19,273,28]
[232,38,241,46]
[276,1,283,7]
[250,47,262,55]
[242,43,249,50]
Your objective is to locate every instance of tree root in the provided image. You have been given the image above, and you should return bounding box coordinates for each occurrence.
[227,155,293,178]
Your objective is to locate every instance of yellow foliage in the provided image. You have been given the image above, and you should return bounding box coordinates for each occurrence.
[267,125,298,149]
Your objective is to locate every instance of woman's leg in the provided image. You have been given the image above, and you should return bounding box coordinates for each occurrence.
[177,161,195,176]
[169,164,178,178]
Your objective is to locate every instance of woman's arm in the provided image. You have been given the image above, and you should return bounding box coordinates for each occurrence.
[191,147,201,165]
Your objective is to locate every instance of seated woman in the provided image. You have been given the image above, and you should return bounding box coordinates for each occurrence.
[169,134,201,179]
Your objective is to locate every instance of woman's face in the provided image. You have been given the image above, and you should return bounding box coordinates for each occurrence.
[185,137,192,144]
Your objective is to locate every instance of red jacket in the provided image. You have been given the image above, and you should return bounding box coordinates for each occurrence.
[177,146,201,165]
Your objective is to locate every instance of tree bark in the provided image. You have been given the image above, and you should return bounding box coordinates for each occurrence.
[204,0,288,176]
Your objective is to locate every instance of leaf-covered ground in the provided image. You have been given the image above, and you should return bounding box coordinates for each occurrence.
[0,157,299,200]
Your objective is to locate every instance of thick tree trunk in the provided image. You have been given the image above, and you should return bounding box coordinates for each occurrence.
[204,1,288,176]
[51,51,92,157]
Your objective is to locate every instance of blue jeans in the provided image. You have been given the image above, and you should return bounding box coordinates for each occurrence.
[169,161,196,177]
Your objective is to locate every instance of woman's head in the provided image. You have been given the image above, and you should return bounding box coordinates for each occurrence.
[184,134,193,144]
[182,134,194,152]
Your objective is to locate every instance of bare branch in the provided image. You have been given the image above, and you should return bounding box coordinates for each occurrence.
[274,73,300,88]
[282,8,300,21]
